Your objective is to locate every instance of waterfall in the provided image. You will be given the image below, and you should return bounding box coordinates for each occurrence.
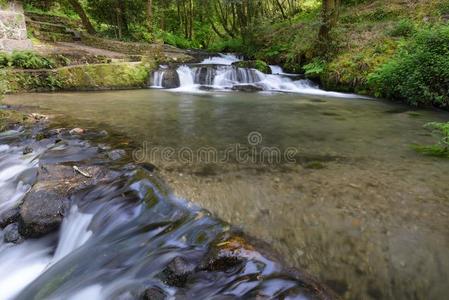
[150,70,165,88]
[51,205,93,264]
[150,54,353,97]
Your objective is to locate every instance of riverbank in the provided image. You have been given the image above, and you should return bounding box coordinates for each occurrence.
[235,0,449,108]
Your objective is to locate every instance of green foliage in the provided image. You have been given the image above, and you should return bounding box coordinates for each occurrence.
[208,39,244,53]
[0,51,55,70]
[368,24,449,107]
[155,31,196,49]
[388,19,415,37]
[303,59,326,77]
[413,122,449,157]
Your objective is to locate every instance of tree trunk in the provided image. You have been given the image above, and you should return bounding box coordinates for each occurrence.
[66,0,96,34]
[147,0,153,33]
[318,0,340,41]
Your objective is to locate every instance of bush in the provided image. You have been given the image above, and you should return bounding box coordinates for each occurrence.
[368,25,449,107]
[303,59,326,78]
[388,19,416,37]
[10,51,54,69]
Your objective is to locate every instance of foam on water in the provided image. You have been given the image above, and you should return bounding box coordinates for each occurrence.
[151,54,364,97]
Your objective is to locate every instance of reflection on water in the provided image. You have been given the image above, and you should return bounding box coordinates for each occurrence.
[5,90,449,299]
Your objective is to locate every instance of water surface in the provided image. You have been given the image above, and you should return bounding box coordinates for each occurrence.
[5,90,449,299]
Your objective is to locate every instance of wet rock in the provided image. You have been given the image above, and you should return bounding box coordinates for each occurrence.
[29,113,48,121]
[232,85,263,93]
[4,223,24,244]
[23,146,33,155]
[161,69,180,89]
[69,128,85,135]
[141,287,167,300]
[232,60,272,74]
[139,162,157,172]
[198,85,216,91]
[98,143,111,152]
[161,256,195,287]
[99,130,108,136]
[198,236,247,272]
[0,207,20,228]
[107,149,126,161]
[19,190,69,238]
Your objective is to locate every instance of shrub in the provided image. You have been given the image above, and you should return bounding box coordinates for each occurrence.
[10,51,54,69]
[0,52,10,68]
[303,59,326,78]
[388,19,416,37]
[368,25,449,107]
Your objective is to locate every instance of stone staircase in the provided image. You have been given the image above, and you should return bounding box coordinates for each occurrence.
[25,12,81,43]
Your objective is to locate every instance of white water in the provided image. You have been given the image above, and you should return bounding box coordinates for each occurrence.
[200,53,241,65]
[0,193,93,299]
[0,236,53,300]
[151,54,362,98]
[51,205,93,264]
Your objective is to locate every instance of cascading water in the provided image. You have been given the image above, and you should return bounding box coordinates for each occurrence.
[150,53,359,97]
[0,124,331,299]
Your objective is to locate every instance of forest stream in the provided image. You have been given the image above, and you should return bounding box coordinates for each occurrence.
[2,55,449,300]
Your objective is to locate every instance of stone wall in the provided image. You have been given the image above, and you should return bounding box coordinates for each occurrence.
[0,1,32,51]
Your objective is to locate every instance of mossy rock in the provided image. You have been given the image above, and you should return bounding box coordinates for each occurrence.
[0,109,28,132]
[232,60,272,74]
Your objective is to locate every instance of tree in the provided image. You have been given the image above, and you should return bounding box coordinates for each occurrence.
[318,0,340,42]
[147,0,153,33]
[67,0,96,34]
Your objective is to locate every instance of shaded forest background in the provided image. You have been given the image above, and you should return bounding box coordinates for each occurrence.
[16,0,449,107]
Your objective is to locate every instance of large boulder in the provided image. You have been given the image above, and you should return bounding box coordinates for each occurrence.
[18,164,116,238]
[161,69,180,89]
[19,189,69,238]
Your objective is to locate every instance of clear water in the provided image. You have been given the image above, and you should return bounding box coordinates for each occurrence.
[4,90,449,299]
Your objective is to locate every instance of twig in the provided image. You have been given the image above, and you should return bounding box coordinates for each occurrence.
[73,166,92,178]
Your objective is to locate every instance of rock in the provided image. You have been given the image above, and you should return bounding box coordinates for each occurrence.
[0,207,20,228]
[198,236,247,272]
[29,113,48,121]
[69,128,85,135]
[141,287,167,300]
[4,223,24,244]
[231,85,263,92]
[107,149,126,161]
[23,146,33,155]
[98,130,108,136]
[232,60,272,74]
[19,190,68,238]
[161,69,180,89]
[98,143,111,152]
[161,256,195,287]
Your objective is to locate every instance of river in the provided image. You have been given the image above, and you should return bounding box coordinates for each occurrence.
[4,85,449,299]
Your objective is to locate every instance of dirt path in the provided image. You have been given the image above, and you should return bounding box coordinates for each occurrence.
[33,41,128,59]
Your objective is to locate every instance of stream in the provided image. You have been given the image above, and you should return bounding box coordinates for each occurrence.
[2,55,449,299]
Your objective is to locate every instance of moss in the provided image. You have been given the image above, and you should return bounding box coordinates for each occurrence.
[233,60,271,74]
[56,62,151,90]
[4,62,155,92]
[0,109,28,132]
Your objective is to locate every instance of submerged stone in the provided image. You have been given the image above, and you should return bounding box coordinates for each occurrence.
[141,287,167,300]
[161,256,196,287]
[107,149,126,161]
